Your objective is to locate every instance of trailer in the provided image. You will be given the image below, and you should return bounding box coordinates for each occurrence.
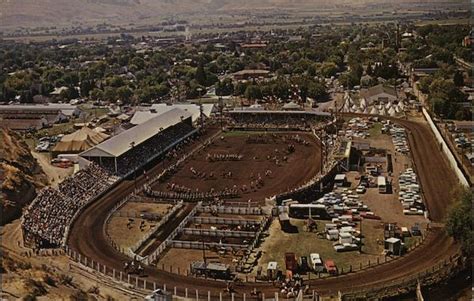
[190,262,231,280]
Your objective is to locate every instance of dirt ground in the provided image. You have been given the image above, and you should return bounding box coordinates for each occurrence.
[350,122,427,228]
[151,132,321,203]
[255,219,381,277]
[106,202,175,250]
[31,151,73,187]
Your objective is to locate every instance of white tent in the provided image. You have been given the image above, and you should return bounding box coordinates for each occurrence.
[388,106,396,116]
[360,98,367,108]
[380,107,387,116]
[398,101,405,110]
[370,107,379,115]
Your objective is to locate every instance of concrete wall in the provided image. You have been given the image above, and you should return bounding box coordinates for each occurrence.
[422,108,470,187]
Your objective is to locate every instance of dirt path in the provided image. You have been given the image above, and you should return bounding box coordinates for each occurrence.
[31,151,72,187]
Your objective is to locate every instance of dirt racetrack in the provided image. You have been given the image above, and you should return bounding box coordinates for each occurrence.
[68,118,461,298]
[150,132,321,202]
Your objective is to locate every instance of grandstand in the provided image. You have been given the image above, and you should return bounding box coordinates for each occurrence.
[226,110,332,131]
[80,108,197,177]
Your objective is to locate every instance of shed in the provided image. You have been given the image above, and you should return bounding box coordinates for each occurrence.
[267,261,278,280]
[385,237,402,255]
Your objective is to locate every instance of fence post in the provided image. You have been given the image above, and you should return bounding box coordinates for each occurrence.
[185,288,188,298]
[153,282,156,291]
[219,292,222,301]
[243,293,246,301]
[144,279,147,290]
[208,291,211,301]
[174,287,177,295]
[113,268,115,279]
[196,289,199,301]
[163,284,166,292]
[135,277,138,288]
[274,292,278,300]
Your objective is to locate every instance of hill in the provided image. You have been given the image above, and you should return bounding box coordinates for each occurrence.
[0,0,458,29]
[0,129,47,225]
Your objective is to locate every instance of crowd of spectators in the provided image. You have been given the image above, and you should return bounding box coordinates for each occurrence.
[226,113,323,131]
[22,163,114,248]
[100,122,196,177]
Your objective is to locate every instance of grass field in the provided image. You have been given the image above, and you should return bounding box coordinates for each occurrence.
[369,123,383,138]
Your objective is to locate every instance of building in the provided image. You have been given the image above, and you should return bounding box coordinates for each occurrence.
[130,103,215,125]
[359,85,398,104]
[240,43,267,50]
[80,108,195,176]
[0,104,82,131]
[233,69,270,81]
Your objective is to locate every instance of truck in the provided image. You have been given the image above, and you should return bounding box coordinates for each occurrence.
[324,259,338,275]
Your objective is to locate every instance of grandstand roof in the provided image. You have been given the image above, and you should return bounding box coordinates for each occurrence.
[131,103,214,125]
[80,108,192,158]
[228,109,331,117]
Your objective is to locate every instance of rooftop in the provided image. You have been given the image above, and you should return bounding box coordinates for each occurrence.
[81,108,191,158]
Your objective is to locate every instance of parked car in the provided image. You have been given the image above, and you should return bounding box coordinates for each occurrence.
[299,256,310,272]
[324,260,338,275]
[356,185,366,194]
[35,142,50,152]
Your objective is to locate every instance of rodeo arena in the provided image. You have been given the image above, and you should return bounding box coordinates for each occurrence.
[19,99,469,301]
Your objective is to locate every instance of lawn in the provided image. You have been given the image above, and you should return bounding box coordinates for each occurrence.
[368,123,382,138]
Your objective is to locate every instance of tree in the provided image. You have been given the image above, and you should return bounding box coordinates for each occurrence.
[195,64,207,86]
[321,62,338,78]
[445,188,473,257]
[244,85,262,100]
[453,71,464,87]
[116,86,133,104]
[89,88,104,101]
[215,78,234,96]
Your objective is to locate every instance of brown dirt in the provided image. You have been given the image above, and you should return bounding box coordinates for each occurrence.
[150,132,321,203]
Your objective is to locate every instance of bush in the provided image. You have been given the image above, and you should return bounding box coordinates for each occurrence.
[445,188,473,257]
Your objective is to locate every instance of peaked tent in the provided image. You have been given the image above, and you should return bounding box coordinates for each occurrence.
[53,127,109,154]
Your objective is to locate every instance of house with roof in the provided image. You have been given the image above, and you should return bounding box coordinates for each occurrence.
[359,84,398,105]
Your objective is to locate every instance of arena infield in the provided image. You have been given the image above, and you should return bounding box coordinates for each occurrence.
[149,131,322,203]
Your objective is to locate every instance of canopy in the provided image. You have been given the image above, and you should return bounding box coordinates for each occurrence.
[53,127,109,153]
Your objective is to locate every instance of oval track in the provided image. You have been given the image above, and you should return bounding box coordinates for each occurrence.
[68,118,460,296]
